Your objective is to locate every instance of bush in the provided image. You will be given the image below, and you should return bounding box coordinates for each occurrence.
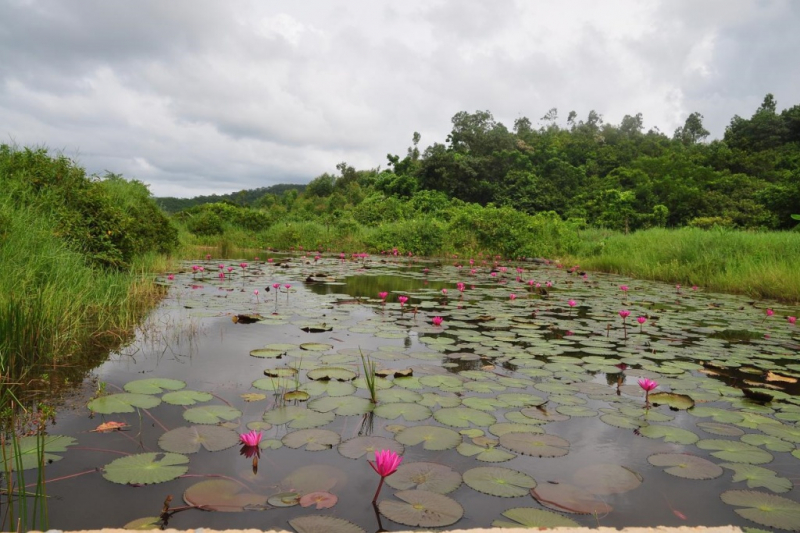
[187,211,225,236]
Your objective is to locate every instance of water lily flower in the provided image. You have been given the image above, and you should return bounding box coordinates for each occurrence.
[456,282,465,292]
[398,296,408,306]
[441,288,447,295]
[240,262,248,269]
[620,285,629,292]
[766,309,774,317]
[254,289,259,303]
[432,316,443,326]
[285,284,291,290]
[789,316,797,325]
[546,281,553,288]
[240,429,263,447]
[272,283,280,289]
[619,310,631,319]
[268,258,274,263]
[378,291,388,301]
[509,293,517,300]
[227,267,234,273]
[206,254,211,260]
[637,316,646,324]
[219,264,224,270]
[568,299,576,307]
[219,272,225,280]
[638,378,658,405]
[167,274,175,281]
[368,450,403,502]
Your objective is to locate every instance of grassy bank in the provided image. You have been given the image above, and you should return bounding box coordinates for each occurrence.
[565,227,800,303]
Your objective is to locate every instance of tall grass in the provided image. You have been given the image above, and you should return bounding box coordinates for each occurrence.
[566,227,800,302]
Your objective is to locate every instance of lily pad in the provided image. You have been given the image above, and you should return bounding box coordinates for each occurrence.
[282,429,341,451]
[5,435,76,470]
[88,393,162,414]
[124,378,185,394]
[499,433,569,457]
[306,367,356,381]
[162,390,213,406]
[263,406,335,429]
[281,464,347,495]
[338,436,403,460]
[462,466,537,497]
[696,439,774,464]
[637,424,699,445]
[722,463,793,493]
[457,442,516,463]
[300,342,334,351]
[647,453,723,479]
[158,425,239,454]
[103,453,189,485]
[492,507,580,528]
[531,483,614,515]
[289,516,365,533]
[378,489,463,527]
[183,405,242,424]
[395,425,461,451]
[308,396,374,416]
[720,490,800,530]
[697,422,745,437]
[123,517,162,530]
[649,392,695,410]
[385,461,462,494]
[572,464,642,495]
[183,479,268,512]
[373,402,432,422]
[299,491,338,509]
[433,407,496,428]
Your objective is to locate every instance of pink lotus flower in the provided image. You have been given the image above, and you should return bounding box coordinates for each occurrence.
[227,267,234,272]
[219,272,225,279]
[219,264,224,270]
[441,288,448,295]
[432,316,443,326]
[692,285,698,290]
[491,272,497,278]
[205,254,211,260]
[546,281,553,287]
[568,299,576,307]
[398,296,408,307]
[268,258,274,263]
[240,262,248,269]
[378,291,388,300]
[619,310,631,319]
[167,274,175,281]
[528,279,535,286]
[620,285,629,292]
[273,283,280,289]
[239,429,263,447]
[766,309,774,317]
[638,378,658,405]
[198,266,204,272]
[457,282,465,292]
[285,284,291,290]
[637,316,646,324]
[368,449,403,502]
[509,293,517,300]
[789,316,797,325]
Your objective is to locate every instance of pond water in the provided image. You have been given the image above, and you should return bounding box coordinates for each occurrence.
[15,254,800,532]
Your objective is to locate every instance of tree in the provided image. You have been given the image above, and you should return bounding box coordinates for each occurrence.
[674,112,710,145]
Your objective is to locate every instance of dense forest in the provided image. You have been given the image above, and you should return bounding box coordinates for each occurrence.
[174,93,799,235]
[156,183,306,213]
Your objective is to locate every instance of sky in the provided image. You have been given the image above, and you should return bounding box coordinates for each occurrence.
[1,0,799,198]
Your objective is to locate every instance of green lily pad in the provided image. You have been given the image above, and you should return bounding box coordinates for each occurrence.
[457,442,516,463]
[741,434,796,452]
[282,429,341,451]
[520,407,570,423]
[376,389,423,403]
[722,463,793,493]
[697,422,746,437]
[158,426,239,454]
[531,483,614,515]
[306,367,357,381]
[385,461,462,494]
[499,433,569,457]
[281,464,347,495]
[647,453,723,479]
[300,342,333,351]
[88,393,161,414]
[250,348,286,358]
[649,392,695,410]
[395,425,461,451]
[572,464,642,495]
[600,413,644,429]
[263,406,335,429]
[492,507,579,528]
[308,396,374,416]
[162,390,213,406]
[697,439,774,464]
[758,423,800,444]
[638,424,699,445]
[289,516,365,533]
[338,436,403,460]
[183,405,242,424]
[462,466,536,497]
[300,380,357,397]
[378,489,463,527]
[373,402,432,422]
[284,390,311,401]
[4,435,76,470]
[419,392,461,408]
[720,490,800,530]
[433,407,496,428]
[123,378,185,394]
[123,516,162,530]
[183,479,269,512]
[489,423,544,437]
[103,453,189,485]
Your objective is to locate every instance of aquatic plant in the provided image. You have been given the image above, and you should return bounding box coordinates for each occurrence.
[368,449,403,502]
[432,316,443,327]
[360,350,378,404]
[638,378,658,406]
[637,316,647,333]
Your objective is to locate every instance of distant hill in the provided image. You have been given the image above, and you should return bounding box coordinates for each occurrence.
[156,183,305,212]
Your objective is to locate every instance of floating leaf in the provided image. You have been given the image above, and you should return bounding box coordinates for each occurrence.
[638,424,699,445]
[378,490,463,527]
[92,421,129,433]
[697,439,774,464]
[720,490,800,530]
[289,516,365,533]
[284,390,310,401]
[499,433,569,457]
[158,426,239,454]
[395,425,461,451]
[103,453,189,485]
[300,342,334,351]
[183,405,242,424]
[281,464,347,495]
[183,479,268,512]
[599,413,644,429]
[433,407,496,428]
[572,464,642,495]
[299,491,338,509]
[123,517,162,530]
[373,402,432,422]
[306,367,356,381]
[282,429,340,451]
[263,406,335,429]
[5,435,76,470]
[722,463,793,493]
[124,378,185,394]
[385,461,462,494]
[249,348,286,358]
[462,466,536,497]
[88,393,161,414]
[308,396,373,416]
[492,507,579,528]
[162,390,213,406]
[338,436,403,460]
[758,422,800,444]
[457,442,515,463]
[521,407,570,423]
[649,392,695,410]
[741,434,796,453]
[268,492,300,507]
[697,422,745,437]
[647,453,723,479]
[532,483,614,515]
[489,423,544,437]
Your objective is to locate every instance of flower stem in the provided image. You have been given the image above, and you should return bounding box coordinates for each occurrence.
[372,476,385,503]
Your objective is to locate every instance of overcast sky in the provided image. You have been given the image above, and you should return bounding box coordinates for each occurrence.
[2,0,799,197]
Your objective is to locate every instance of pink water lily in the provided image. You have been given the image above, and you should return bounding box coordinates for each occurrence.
[378,291,388,301]
[509,293,517,300]
[432,316,443,326]
[368,449,403,502]
[240,262,248,269]
[789,316,797,325]
[398,296,408,307]
[239,430,263,447]
[619,310,631,319]
[568,299,576,307]
[167,274,175,281]
[638,378,658,406]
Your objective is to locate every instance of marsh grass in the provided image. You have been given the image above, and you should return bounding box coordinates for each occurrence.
[567,227,800,302]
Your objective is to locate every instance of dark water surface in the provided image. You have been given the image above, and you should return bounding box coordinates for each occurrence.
[30,254,800,531]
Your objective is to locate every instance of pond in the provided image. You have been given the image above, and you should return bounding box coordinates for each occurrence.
[11,254,800,532]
